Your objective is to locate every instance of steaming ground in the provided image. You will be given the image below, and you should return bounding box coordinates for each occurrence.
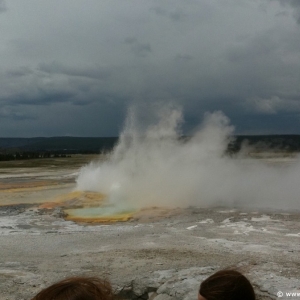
[77,108,300,211]
[1,155,300,300]
[2,108,300,299]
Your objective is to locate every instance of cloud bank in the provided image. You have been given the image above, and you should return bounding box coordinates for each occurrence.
[1,0,300,136]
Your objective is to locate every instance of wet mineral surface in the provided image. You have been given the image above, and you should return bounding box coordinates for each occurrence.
[0,155,299,300]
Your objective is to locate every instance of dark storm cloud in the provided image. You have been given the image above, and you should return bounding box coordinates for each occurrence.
[0,0,6,12]
[2,89,75,107]
[1,100,127,137]
[275,0,300,23]
[278,0,300,8]
[6,67,33,78]
[231,111,300,135]
[151,1,215,25]
[151,6,193,22]
[38,62,110,80]
[174,54,193,62]
[1,67,75,106]
[1,64,113,109]
[124,37,152,57]
[16,91,75,106]
[151,7,167,16]
[1,62,132,117]
[0,107,36,121]
[169,9,187,22]
[1,0,300,136]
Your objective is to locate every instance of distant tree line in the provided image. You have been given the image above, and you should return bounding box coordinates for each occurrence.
[0,137,118,161]
[1,135,300,161]
[227,135,300,154]
[0,151,73,161]
[0,150,102,161]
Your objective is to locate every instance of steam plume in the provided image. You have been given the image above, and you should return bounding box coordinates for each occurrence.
[76,107,300,211]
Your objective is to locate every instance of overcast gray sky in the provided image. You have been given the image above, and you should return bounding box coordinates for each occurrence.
[0,0,300,137]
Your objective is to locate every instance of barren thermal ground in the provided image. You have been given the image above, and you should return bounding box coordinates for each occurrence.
[0,154,300,300]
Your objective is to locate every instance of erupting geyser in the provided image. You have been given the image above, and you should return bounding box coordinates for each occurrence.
[76,106,300,214]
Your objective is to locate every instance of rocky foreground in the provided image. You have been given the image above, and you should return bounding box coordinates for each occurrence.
[0,205,300,300]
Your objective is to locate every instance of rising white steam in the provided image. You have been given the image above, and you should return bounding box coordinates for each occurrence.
[76,107,300,210]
